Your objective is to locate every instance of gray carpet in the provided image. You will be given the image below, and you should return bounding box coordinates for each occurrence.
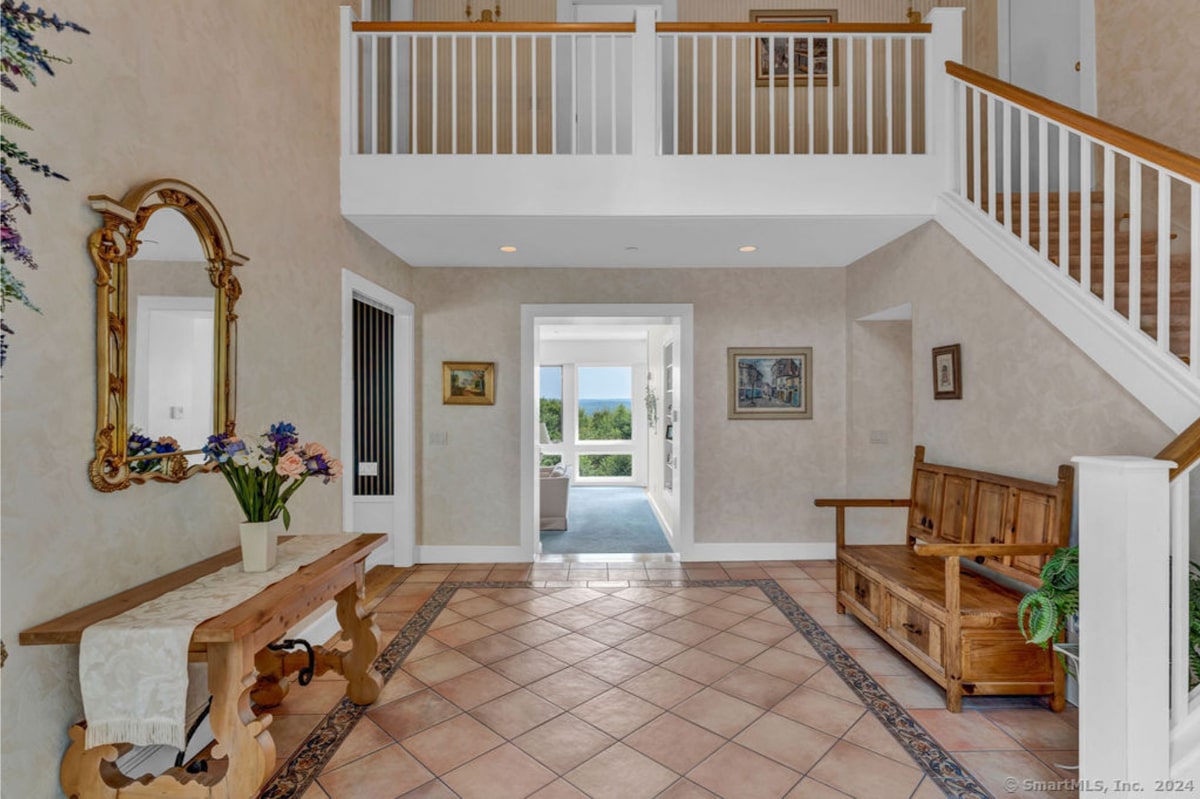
[540,486,673,554]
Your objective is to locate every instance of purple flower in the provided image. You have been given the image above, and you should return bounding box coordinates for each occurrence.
[265,421,298,453]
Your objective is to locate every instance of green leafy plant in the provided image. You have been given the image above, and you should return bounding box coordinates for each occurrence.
[0,1,88,368]
[1018,546,1079,649]
[1189,561,1200,690]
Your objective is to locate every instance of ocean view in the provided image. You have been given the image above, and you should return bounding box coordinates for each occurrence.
[579,398,632,414]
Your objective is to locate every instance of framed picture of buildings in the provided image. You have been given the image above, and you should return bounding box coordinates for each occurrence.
[443,361,495,405]
[751,9,838,88]
[728,347,813,419]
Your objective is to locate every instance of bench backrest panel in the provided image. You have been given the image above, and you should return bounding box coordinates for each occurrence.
[905,447,1074,588]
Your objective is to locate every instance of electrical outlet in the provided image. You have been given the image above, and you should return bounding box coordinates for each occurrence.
[169,406,185,419]
[428,431,449,446]
[359,462,378,476]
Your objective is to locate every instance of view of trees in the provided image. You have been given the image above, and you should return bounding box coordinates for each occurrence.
[538,399,634,476]
[578,403,632,441]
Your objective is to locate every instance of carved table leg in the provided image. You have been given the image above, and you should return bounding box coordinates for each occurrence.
[208,640,275,796]
[335,563,383,705]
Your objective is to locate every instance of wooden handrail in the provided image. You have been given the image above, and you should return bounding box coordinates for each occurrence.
[946,62,1200,183]
[1157,416,1200,481]
[658,22,931,34]
[352,21,635,33]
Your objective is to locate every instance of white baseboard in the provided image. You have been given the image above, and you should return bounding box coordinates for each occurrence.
[686,542,836,562]
[415,545,531,564]
[645,492,677,547]
[936,192,1200,433]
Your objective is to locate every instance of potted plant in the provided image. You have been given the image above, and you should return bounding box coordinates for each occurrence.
[202,422,342,571]
[1190,561,1200,690]
[1017,546,1079,672]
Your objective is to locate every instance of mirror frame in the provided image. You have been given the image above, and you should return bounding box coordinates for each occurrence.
[88,179,246,492]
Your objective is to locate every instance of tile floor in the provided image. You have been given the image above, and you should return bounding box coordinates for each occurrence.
[257,560,1079,799]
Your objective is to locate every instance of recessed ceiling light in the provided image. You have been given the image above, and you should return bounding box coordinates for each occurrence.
[499,245,517,253]
[738,245,758,253]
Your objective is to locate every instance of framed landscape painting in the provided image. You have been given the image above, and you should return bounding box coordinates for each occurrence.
[728,347,813,419]
[443,361,495,405]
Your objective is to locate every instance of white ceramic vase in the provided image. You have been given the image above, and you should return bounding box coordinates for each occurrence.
[239,519,279,572]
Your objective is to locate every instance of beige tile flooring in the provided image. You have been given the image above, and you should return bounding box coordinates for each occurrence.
[260,561,1079,799]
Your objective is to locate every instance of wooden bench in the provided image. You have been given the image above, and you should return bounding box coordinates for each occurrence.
[815,446,1073,712]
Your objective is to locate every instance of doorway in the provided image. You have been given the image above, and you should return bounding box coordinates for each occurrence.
[520,304,694,560]
[340,270,416,568]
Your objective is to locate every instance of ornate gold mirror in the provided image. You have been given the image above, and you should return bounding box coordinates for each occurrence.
[88,179,245,491]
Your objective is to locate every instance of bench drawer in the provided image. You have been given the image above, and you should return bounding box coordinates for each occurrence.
[886,595,945,673]
[839,562,882,625]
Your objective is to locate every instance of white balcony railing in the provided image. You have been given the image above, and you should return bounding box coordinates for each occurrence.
[343,15,938,158]
[657,23,930,156]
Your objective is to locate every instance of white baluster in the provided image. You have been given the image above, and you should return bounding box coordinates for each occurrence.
[711,35,718,155]
[451,35,457,154]
[787,35,794,154]
[1129,162,1143,332]
[370,35,380,154]
[807,35,814,154]
[1192,183,1200,375]
[1104,147,1116,309]
[971,88,981,209]
[846,37,854,153]
[1003,101,1012,233]
[986,94,996,221]
[826,33,833,154]
[750,34,756,155]
[885,37,893,155]
[957,81,967,198]
[1058,125,1069,273]
[470,35,477,155]
[1158,171,1172,351]
[491,35,497,154]
[533,35,539,154]
[512,34,518,153]
[609,35,616,155]
[411,34,419,154]
[904,36,912,154]
[769,33,776,155]
[865,37,873,155]
[732,35,738,154]
[571,35,577,155]
[391,35,399,154]
[1080,140,1092,293]
[432,35,439,153]
[1038,117,1048,258]
[551,34,557,155]
[1019,108,1030,247]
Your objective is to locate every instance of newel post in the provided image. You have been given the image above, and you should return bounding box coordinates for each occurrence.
[1072,455,1174,796]
[925,7,962,191]
[632,7,659,157]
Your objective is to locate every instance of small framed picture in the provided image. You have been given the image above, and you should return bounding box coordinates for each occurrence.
[443,361,495,405]
[728,347,813,420]
[751,9,839,88]
[932,344,962,400]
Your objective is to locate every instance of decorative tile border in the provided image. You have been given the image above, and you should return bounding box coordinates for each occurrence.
[260,579,992,798]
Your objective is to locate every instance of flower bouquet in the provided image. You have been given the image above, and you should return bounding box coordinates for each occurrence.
[127,428,181,474]
[202,422,342,529]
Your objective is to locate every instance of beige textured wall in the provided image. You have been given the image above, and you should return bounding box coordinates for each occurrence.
[845,222,1173,487]
[844,319,914,543]
[415,267,848,546]
[1095,0,1200,157]
[0,2,412,795]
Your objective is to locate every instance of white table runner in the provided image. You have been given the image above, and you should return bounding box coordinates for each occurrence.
[79,535,351,750]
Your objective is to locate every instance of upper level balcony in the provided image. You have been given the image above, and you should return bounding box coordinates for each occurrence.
[340,7,964,267]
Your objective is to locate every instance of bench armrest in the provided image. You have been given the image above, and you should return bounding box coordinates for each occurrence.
[814,498,910,508]
[814,498,911,549]
[912,543,1060,558]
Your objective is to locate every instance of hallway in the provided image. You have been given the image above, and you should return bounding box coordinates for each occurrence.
[258,560,1078,798]
[540,487,673,555]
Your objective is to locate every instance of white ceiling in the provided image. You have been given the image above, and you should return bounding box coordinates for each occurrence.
[346,214,931,269]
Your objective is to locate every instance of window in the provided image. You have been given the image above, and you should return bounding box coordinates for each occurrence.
[539,366,563,467]
[579,454,632,477]
[577,366,632,442]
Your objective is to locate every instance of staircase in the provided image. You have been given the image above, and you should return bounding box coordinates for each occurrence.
[995,192,1192,360]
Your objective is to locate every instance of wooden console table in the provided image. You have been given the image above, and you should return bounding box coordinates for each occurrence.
[19,534,386,798]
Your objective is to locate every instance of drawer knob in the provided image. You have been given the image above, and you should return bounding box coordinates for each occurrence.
[901,622,923,636]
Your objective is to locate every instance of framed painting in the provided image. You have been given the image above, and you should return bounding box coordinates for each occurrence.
[443,361,495,405]
[728,347,813,419]
[932,344,962,400]
[751,9,838,87]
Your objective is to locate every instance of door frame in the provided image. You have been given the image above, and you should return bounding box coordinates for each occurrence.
[521,303,694,560]
[340,269,416,567]
[997,0,1096,115]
